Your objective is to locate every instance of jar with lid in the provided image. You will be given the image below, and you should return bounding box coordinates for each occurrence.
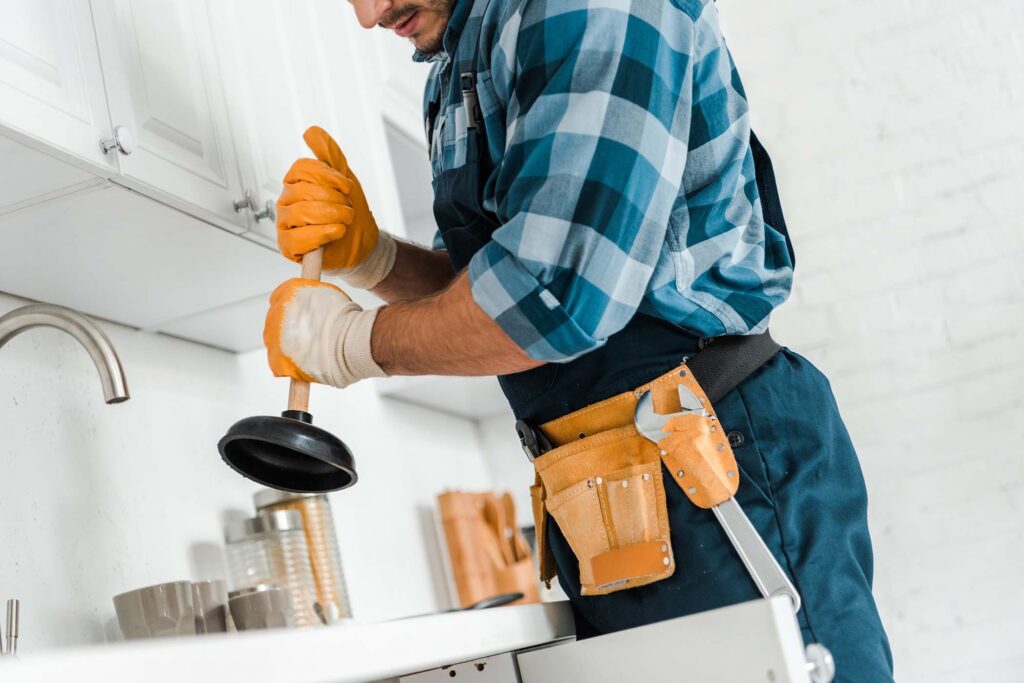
[223,510,320,628]
[254,490,352,621]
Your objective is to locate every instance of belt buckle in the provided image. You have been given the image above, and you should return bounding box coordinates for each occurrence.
[515,419,552,462]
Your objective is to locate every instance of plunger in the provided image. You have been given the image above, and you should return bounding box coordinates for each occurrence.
[218,247,357,493]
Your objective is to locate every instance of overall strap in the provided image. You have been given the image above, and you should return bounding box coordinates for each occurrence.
[750,130,796,268]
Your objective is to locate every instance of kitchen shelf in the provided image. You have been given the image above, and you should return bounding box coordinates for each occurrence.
[3,602,574,683]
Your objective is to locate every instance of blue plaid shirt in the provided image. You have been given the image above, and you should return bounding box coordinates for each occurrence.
[419,0,794,362]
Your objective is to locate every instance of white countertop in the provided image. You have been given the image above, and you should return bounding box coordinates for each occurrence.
[1,602,575,683]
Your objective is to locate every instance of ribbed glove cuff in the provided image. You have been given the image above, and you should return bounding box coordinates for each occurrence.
[328,231,397,290]
[331,307,387,388]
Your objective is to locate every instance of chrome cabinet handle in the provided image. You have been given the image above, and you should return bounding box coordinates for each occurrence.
[233,190,274,223]
[100,125,135,156]
[233,189,257,214]
[253,198,274,223]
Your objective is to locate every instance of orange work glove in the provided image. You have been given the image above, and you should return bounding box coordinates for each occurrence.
[264,278,386,389]
[276,126,397,285]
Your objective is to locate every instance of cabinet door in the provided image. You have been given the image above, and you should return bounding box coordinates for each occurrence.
[0,0,115,170]
[90,0,247,231]
[210,0,327,244]
[214,0,409,244]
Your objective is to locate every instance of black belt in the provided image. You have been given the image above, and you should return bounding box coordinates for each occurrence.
[688,330,782,404]
[516,331,782,460]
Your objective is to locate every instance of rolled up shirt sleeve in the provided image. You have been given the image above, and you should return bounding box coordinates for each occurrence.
[468,2,698,362]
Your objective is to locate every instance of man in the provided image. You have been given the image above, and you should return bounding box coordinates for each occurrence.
[266,0,894,679]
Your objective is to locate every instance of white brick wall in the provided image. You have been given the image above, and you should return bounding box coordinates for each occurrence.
[715,1,1024,680]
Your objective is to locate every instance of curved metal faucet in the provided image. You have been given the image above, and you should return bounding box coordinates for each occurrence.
[0,304,129,404]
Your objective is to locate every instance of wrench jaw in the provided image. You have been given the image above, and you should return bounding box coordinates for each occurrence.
[633,386,710,443]
[633,390,667,442]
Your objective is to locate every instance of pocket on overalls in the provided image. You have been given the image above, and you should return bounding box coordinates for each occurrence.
[535,428,675,596]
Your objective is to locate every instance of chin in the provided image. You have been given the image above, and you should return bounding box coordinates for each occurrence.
[409,17,446,53]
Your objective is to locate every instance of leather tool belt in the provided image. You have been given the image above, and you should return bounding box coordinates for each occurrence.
[519,332,782,596]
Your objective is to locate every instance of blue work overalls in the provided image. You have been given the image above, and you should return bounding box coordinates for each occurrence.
[426,7,894,681]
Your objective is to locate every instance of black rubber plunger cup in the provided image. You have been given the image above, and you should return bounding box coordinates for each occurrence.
[218,248,357,493]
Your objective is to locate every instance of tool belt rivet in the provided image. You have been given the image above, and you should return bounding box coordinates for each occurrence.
[677,470,684,478]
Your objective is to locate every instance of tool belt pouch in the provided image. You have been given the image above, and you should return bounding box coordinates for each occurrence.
[657,371,741,510]
[531,427,674,596]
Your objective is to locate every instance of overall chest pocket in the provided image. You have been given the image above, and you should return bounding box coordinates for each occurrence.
[430,103,472,178]
[429,71,499,177]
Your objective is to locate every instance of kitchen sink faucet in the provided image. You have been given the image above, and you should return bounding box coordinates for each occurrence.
[0,303,129,403]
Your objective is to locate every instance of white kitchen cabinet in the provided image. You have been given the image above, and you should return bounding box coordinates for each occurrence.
[208,0,325,245]
[372,30,432,146]
[0,1,450,354]
[90,0,248,232]
[0,0,116,172]
[211,0,411,247]
[384,121,437,247]
[0,135,103,215]
[0,181,295,332]
[322,7,415,240]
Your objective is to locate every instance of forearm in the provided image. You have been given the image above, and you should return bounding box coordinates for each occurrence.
[371,272,543,377]
[370,239,455,303]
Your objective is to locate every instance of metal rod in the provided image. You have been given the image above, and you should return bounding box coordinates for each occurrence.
[5,599,18,656]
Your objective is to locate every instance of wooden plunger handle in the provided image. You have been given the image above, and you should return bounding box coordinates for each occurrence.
[287,247,324,413]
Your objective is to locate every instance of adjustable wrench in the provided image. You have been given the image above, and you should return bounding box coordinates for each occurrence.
[635,385,801,612]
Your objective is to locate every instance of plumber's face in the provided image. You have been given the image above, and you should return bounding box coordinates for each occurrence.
[348,0,456,54]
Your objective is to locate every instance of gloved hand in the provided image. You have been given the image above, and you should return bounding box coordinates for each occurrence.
[276,126,397,287]
[264,278,387,389]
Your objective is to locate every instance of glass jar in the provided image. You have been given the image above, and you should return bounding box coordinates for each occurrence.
[223,510,320,628]
[254,490,352,621]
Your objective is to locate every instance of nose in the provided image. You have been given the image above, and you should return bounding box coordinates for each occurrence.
[350,0,392,29]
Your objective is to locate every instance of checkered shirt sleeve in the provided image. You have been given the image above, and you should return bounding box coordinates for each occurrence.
[461,0,793,362]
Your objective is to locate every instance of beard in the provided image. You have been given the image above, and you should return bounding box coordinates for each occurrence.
[379,0,456,54]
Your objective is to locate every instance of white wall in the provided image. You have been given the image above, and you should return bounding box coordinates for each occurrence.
[715,2,1024,681]
[475,416,534,531]
[0,292,491,652]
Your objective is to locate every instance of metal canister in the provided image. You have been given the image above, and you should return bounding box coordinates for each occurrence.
[224,510,319,628]
[254,490,352,621]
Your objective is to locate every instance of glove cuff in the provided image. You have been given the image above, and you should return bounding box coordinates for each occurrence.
[328,231,397,290]
[332,307,387,387]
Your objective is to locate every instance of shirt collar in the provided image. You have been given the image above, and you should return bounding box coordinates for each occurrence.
[412,0,472,63]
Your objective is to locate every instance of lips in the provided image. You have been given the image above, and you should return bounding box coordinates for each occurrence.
[393,10,419,38]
